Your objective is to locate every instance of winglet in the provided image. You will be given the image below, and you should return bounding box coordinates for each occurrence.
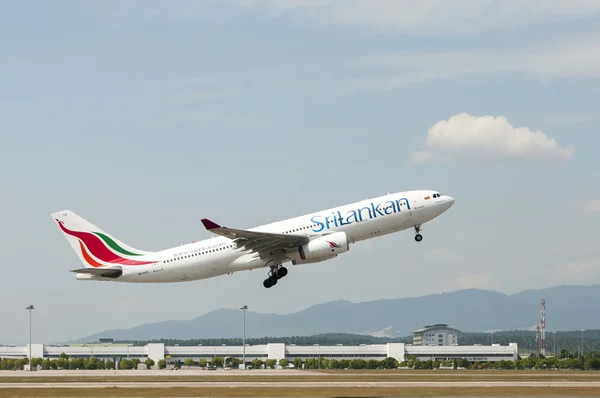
[201,218,221,230]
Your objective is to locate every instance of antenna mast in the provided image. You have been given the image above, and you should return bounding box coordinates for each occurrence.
[538,298,546,356]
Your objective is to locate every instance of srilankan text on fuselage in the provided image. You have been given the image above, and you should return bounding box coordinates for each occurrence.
[310,197,411,232]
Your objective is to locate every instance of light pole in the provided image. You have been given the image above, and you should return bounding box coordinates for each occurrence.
[581,329,584,359]
[241,305,248,370]
[26,305,34,371]
[553,332,556,357]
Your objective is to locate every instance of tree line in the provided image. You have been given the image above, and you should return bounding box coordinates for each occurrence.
[159,356,400,370]
[2,350,599,371]
[403,350,600,370]
[148,350,600,371]
[0,353,155,371]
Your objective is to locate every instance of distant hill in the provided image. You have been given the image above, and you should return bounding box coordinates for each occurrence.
[76,284,600,343]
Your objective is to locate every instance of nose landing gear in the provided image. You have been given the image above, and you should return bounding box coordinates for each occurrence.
[263,265,288,288]
[414,224,423,242]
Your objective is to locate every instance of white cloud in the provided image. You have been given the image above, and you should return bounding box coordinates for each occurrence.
[411,113,575,163]
[577,200,600,213]
[347,33,600,90]
[217,0,600,35]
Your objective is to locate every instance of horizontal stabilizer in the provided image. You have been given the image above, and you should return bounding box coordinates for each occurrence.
[70,267,123,278]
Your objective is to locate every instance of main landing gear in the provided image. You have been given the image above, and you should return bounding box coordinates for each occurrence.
[263,265,288,288]
[414,224,423,242]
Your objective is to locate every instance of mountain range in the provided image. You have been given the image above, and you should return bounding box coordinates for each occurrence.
[76,284,600,343]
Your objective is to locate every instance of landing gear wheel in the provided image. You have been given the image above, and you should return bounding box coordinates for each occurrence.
[413,224,423,242]
[264,263,286,288]
[263,275,278,288]
[277,267,288,279]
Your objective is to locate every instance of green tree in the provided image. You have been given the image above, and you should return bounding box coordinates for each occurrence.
[264,359,277,368]
[305,358,315,369]
[3,359,23,370]
[279,359,289,368]
[230,357,241,368]
[380,357,398,369]
[158,359,166,369]
[31,358,43,369]
[211,357,224,368]
[131,358,141,369]
[184,358,195,369]
[293,357,302,369]
[70,358,84,370]
[198,358,207,368]
[585,357,600,370]
[56,357,68,369]
[558,348,570,359]
[251,359,263,369]
[84,358,97,370]
[329,359,341,369]
[41,359,51,370]
[145,358,155,369]
[119,359,133,370]
[349,359,366,369]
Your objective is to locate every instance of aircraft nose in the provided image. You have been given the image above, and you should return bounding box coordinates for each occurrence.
[439,195,455,212]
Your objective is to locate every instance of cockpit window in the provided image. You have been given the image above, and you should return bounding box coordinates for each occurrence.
[433,193,440,198]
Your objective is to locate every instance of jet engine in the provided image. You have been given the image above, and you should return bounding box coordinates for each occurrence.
[293,232,350,265]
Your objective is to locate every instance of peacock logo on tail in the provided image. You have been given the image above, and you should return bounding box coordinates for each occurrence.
[55,219,157,267]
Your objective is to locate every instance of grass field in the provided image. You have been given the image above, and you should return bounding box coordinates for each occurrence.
[2,371,600,383]
[1,386,600,397]
[2,370,599,397]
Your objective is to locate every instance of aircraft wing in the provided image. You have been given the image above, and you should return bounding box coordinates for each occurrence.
[201,219,309,256]
[70,267,123,278]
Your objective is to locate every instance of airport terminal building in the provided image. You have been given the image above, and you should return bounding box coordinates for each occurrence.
[0,342,519,366]
[411,324,458,346]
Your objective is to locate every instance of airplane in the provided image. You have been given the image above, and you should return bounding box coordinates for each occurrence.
[51,190,454,288]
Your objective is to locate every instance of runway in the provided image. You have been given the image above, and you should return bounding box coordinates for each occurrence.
[2,380,600,388]
[2,369,600,377]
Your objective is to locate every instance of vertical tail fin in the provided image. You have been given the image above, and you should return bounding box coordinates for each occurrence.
[51,210,156,268]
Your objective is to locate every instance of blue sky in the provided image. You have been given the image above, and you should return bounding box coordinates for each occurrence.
[1,0,599,344]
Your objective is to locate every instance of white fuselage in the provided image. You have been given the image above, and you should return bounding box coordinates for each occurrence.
[79,190,454,283]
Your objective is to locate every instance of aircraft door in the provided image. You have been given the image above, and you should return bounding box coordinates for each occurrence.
[152,262,163,272]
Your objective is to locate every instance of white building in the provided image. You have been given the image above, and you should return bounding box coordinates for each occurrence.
[412,324,458,346]
[0,342,518,366]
